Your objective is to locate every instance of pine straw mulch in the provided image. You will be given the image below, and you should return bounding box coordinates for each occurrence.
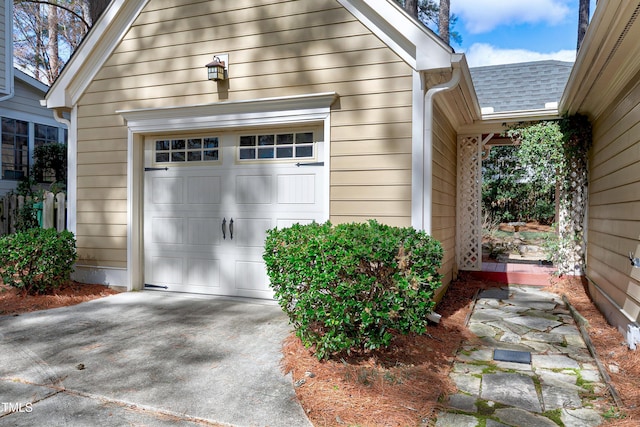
[282,274,640,427]
[1,275,638,426]
[0,281,119,316]
[546,275,640,426]
[281,275,494,426]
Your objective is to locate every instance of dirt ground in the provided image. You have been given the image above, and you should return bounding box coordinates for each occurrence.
[1,276,638,426]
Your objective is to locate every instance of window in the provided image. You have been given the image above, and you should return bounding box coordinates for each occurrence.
[154,137,219,164]
[1,118,29,180]
[35,123,60,148]
[239,132,314,161]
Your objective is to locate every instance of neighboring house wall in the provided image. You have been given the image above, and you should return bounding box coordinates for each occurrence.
[0,72,67,196]
[0,0,11,96]
[72,0,414,269]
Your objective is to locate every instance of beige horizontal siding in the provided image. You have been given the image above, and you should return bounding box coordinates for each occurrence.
[77,199,128,213]
[330,186,411,201]
[431,102,457,291]
[331,200,411,217]
[78,224,128,237]
[586,75,640,324]
[331,170,412,186]
[76,212,127,224]
[331,139,411,156]
[77,175,127,189]
[589,201,640,220]
[331,154,412,171]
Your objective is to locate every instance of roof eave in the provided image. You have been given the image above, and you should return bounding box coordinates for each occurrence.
[561,0,640,118]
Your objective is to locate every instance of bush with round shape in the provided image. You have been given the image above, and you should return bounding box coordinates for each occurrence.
[263,220,443,360]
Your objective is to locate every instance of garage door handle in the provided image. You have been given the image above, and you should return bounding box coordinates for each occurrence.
[229,218,234,240]
[222,218,227,240]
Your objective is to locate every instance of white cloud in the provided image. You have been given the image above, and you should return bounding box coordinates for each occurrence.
[452,0,572,34]
[463,43,576,67]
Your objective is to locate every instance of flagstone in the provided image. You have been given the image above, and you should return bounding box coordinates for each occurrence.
[532,354,580,369]
[481,373,541,412]
[505,316,561,331]
[494,408,558,427]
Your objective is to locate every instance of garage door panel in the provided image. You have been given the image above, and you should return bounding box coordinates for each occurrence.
[187,176,222,204]
[233,218,272,248]
[150,256,183,285]
[236,175,272,204]
[235,261,270,292]
[187,217,222,246]
[151,217,184,244]
[151,177,184,204]
[187,258,221,288]
[277,174,315,204]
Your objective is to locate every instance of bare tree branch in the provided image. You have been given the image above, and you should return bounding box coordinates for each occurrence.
[15,0,90,29]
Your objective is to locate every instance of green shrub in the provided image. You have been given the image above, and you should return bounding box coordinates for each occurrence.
[263,220,443,359]
[0,228,77,295]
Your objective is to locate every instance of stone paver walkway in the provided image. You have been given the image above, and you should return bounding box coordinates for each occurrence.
[436,285,611,427]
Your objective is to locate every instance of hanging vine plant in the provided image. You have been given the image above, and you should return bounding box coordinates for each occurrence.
[504,113,592,274]
[555,113,592,275]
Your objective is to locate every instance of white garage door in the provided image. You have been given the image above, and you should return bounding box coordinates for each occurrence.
[143,127,325,299]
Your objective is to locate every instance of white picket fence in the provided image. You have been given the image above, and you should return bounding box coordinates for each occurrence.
[0,191,67,236]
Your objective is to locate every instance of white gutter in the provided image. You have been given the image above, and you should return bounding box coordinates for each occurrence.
[421,62,462,234]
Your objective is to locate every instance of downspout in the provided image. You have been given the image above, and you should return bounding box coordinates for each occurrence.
[422,64,461,234]
[0,90,14,102]
[52,108,71,128]
[51,107,75,234]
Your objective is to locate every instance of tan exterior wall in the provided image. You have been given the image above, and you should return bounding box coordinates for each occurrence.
[74,0,414,267]
[431,101,457,294]
[587,72,640,325]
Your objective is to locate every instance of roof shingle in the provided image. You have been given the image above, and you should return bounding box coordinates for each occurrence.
[470,60,573,113]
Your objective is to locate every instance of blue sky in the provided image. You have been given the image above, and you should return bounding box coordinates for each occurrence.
[449,0,598,67]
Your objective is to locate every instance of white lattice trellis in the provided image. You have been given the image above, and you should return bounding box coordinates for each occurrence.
[457,135,482,271]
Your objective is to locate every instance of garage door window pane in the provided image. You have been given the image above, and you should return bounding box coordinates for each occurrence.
[277,134,293,145]
[238,132,314,161]
[258,147,274,159]
[204,137,219,148]
[296,132,313,143]
[203,150,219,161]
[296,146,313,158]
[276,146,293,158]
[155,136,220,164]
[240,148,255,159]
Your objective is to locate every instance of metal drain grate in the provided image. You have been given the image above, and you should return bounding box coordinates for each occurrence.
[493,349,531,364]
[478,288,509,300]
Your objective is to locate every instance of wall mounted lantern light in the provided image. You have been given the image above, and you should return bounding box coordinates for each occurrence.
[206,54,228,81]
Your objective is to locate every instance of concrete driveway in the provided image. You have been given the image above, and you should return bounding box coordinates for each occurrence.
[0,292,312,426]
